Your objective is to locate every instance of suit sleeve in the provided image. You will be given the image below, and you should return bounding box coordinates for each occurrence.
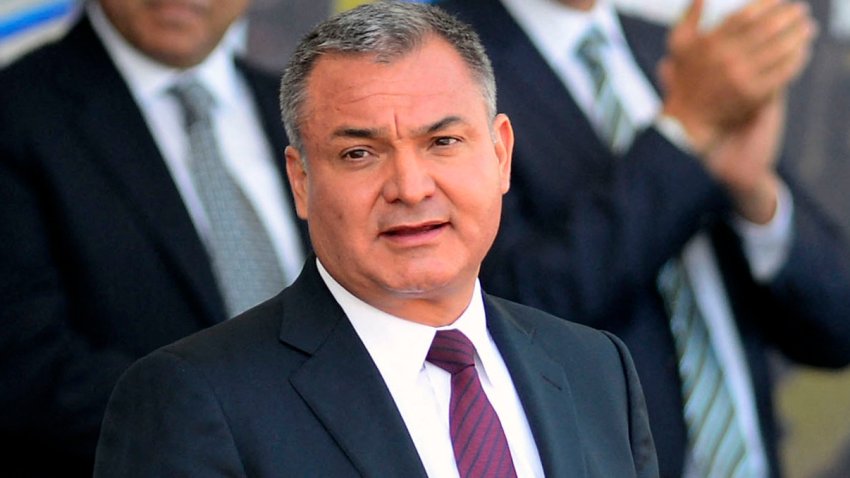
[744,177,850,367]
[95,350,246,477]
[602,331,660,478]
[483,128,730,328]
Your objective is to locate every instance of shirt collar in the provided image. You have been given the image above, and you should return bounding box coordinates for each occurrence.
[316,259,492,384]
[88,1,242,112]
[500,0,629,62]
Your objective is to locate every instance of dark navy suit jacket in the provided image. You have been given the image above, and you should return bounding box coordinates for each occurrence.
[439,1,850,476]
[0,16,307,476]
[95,258,658,477]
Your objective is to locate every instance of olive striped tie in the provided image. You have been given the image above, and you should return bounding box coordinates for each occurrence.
[575,26,634,154]
[658,261,754,477]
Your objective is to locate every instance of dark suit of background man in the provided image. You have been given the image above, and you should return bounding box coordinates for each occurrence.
[0,0,308,475]
[785,0,850,237]
[440,0,850,476]
[94,2,659,476]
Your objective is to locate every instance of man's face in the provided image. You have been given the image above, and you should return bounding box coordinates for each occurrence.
[286,36,513,324]
[99,0,250,68]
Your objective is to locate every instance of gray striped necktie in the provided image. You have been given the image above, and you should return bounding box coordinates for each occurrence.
[575,27,634,154]
[170,79,284,317]
[658,261,755,478]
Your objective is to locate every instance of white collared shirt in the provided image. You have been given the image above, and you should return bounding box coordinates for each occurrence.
[499,1,792,476]
[316,259,545,478]
[501,0,659,131]
[88,2,304,285]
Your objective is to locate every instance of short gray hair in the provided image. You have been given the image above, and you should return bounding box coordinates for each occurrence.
[279,0,496,152]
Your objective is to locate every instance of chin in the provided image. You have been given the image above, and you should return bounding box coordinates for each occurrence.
[149,46,206,68]
[381,269,460,297]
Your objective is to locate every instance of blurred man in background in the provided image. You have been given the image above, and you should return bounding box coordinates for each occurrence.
[441,0,850,476]
[0,0,306,475]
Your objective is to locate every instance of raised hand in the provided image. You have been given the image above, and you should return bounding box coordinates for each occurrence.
[658,0,816,154]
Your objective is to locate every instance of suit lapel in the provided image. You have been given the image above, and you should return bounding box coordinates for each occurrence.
[485,2,607,163]
[54,18,296,324]
[484,295,588,478]
[449,0,615,188]
[280,261,428,478]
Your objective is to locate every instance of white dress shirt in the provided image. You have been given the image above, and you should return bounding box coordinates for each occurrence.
[317,259,545,478]
[88,3,304,285]
[500,0,796,476]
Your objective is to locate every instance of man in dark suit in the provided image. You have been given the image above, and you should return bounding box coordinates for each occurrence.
[439,0,850,476]
[94,2,659,476]
[0,0,306,475]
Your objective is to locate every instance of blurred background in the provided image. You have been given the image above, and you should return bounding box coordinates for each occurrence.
[3,1,849,476]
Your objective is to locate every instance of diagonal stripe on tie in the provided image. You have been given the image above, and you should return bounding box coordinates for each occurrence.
[576,26,635,154]
[170,79,285,317]
[658,261,755,478]
[426,329,517,478]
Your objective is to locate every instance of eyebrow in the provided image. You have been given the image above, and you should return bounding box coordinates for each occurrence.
[330,116,467,141]
[414,116,465,136]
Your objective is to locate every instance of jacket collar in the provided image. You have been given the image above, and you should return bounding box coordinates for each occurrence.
[278,259,586,477]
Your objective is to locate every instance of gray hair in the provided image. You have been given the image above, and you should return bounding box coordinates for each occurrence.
[279,0,496,152]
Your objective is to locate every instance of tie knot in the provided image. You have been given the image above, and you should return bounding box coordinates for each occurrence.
[426,329,477,375]
[170,79,215,128]
[576,26,607,67]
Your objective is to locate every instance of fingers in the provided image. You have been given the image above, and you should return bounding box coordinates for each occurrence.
[705,0,815,99]
[680,0,705,30]
[668,0,705,54]
[738,1,816,56]
[760,36,813,89]
[657,0,812,151]
[717,0,782,36]
[751,15,816,88]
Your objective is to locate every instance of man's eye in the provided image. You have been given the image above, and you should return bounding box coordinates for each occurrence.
[342,149,371,161]
[433,137,460,147]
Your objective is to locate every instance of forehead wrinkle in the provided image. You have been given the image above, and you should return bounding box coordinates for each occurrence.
[328,115,467,145]
[331,126,389,141]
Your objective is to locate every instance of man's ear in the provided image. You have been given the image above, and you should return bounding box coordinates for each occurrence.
[492,113,514,194]
[285,145,309,220]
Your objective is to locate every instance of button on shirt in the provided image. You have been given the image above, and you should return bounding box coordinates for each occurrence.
[317,260,545,478]
[88,2,304,284]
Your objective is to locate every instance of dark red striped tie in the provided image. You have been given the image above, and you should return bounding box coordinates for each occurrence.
[426,329,518,478]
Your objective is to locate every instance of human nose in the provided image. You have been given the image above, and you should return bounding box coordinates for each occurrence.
[381,148,436,205]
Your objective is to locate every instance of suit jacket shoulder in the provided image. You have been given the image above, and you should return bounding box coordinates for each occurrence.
[96,261,428,477]
[96,261,658,477]
[485,295,658,477]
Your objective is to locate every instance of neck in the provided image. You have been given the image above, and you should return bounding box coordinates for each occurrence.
[375,293,473,327]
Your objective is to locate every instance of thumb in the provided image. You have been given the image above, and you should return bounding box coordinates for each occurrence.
[668,0,704,52]
[679,0,705,31]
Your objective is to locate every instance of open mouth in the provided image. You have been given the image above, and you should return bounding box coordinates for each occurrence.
[382,221,448,238]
